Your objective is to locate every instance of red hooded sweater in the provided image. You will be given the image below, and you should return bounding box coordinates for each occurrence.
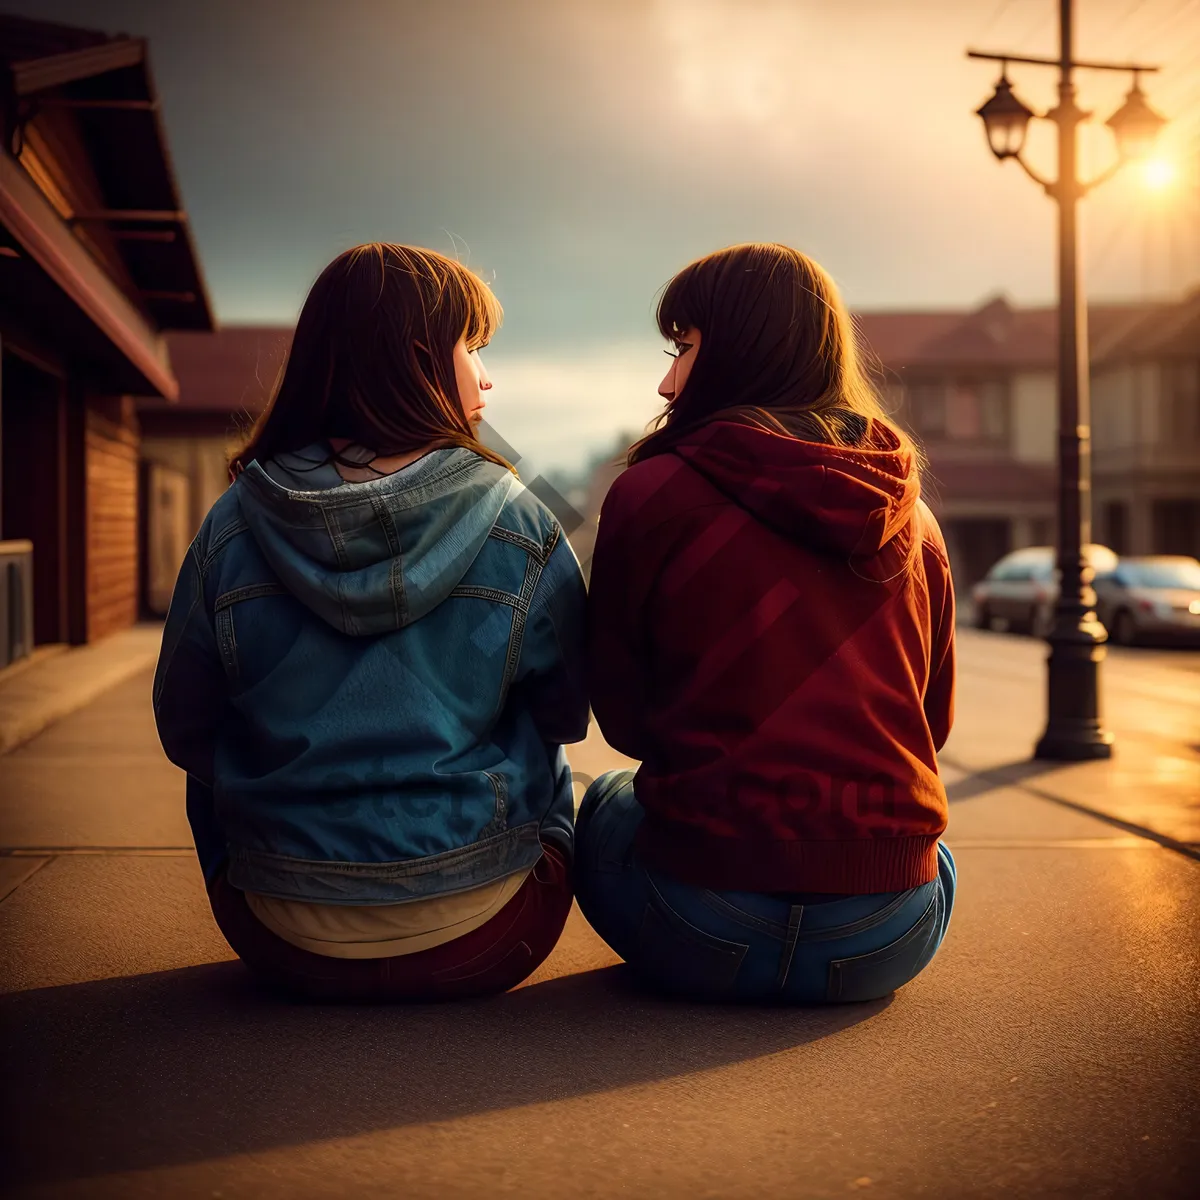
[586,417,955,895]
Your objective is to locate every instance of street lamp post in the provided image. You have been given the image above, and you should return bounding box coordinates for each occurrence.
[967,0,1167,762]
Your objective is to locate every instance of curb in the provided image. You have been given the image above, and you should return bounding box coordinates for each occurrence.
[0,628,163,757]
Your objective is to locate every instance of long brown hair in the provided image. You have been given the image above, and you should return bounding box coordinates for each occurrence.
[230,243,515,476]
[627,242,918,469]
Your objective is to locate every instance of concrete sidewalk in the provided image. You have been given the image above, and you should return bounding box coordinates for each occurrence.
[0,625,164,757]
[1,634,1198,1198]
[942,629,1200,852]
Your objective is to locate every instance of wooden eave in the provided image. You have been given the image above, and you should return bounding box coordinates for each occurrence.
[1,18,215,341]
[0,146,177,399]
[9,37,146,96]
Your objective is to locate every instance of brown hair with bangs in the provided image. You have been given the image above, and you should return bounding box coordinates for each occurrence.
[230,243,515,476]
[627,242,918,469]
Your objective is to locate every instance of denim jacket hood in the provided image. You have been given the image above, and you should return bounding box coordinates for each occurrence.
[237,446,521,635]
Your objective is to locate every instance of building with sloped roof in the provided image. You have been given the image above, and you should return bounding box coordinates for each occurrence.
[1091,287,1200,559]
[136,326,290,612]
[857,294,1179,588]
[0,13,213,654]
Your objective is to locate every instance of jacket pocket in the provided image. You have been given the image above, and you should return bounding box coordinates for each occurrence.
[825,888,942,1003]
[213,583,288,685]
[635,879,749,996]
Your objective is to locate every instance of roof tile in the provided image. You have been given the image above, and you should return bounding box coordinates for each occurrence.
[145,327,292,412]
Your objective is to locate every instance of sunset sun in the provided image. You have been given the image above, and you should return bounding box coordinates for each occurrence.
[1141,158,1176,190]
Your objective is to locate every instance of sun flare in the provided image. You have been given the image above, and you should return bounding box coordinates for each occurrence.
[1141,158,1176,191]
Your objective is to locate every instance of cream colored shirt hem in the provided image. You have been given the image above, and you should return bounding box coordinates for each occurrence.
[244,867,532,959]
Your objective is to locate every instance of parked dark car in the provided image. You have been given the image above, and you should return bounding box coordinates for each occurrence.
[971,545,1118,637]
[1093,556,1200,645]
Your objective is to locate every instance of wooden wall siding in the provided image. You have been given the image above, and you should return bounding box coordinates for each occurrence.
[85,407,139,641]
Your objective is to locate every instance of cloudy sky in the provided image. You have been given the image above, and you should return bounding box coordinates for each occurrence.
[11,0,1200,475]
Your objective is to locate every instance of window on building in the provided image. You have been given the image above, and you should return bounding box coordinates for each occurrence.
[912,378,1009,444]
[1161,361,1200,444]
[908,382,946,438]
[1151,499,1200,557]
[1030,517,1055,548]
[945,385,980,439]
[1102,502,1129,556]
[980,381,1009,442]
[946,379,1009,444]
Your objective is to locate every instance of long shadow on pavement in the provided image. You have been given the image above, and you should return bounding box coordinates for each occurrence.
[0,959,889,1189]
[943,756,1065,804]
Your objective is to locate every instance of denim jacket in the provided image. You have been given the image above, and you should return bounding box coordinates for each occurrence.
[153,444,589,904]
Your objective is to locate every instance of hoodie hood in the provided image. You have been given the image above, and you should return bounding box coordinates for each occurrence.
[235,445,522,636]
[671,416,919,557]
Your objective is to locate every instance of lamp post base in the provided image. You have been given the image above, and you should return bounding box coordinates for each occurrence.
[1033,616,1114,761]
[1034,725,1115,760]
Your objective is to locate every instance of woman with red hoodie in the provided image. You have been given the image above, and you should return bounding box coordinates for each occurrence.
[576,243,957,1003]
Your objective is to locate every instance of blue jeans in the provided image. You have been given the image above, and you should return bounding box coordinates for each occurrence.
[575,770,956,1003]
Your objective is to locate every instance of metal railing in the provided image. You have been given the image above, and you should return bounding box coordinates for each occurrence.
[0,539,34,668]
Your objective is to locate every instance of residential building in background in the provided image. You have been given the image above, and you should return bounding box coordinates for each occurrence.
[860,295,1167,589]
[139,327,290,612]
[0,15,212,651]
[1091,289,1200,560]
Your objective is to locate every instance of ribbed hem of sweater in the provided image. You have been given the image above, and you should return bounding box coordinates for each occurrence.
[634,819,943,895]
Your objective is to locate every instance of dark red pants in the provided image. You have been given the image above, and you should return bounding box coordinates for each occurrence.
[208,844,572,1002]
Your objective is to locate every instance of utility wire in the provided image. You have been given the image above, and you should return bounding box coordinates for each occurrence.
[1101,0,1153,52]
[1132,0,1200,55]
[976,0,1021,41]
[1011,6,1056,52]
[1160,59,1200,135]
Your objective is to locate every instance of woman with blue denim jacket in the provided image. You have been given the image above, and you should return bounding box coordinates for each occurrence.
[153,243,589,1001]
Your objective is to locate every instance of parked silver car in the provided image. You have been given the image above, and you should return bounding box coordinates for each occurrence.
[1093,556,1200,645]
[971,545,1119,637]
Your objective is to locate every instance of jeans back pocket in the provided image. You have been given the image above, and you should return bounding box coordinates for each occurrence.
[636,879,750,997]
[825,888,942,1003]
